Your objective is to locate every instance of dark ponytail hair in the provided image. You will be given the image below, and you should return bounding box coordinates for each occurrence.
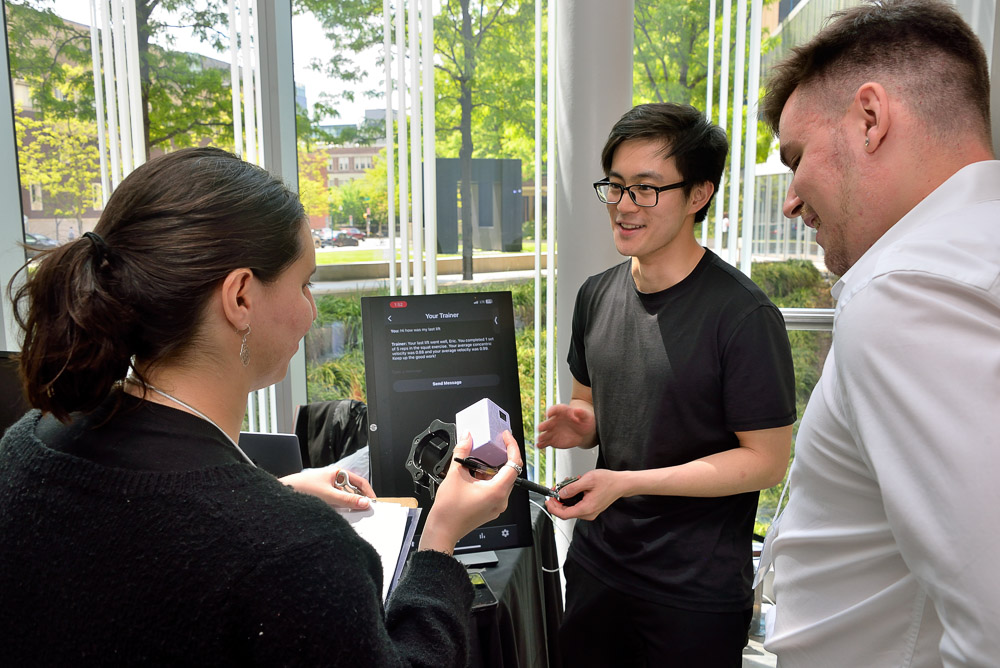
[9,147,306,421]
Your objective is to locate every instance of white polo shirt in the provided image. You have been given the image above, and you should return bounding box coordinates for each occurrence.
[765,161,1000,667]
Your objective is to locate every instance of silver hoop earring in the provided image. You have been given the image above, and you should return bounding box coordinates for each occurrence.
[238,324,251,367]
[865,136,870,148]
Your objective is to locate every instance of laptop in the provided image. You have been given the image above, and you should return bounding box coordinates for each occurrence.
[238,431,304,477]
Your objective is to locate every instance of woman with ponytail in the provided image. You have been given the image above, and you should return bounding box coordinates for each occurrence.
[0,147,519,666]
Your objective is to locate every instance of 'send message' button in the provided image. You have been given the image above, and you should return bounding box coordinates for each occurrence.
[393,374,500,392]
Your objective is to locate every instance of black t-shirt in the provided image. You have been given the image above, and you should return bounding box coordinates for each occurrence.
[567,251,796,612]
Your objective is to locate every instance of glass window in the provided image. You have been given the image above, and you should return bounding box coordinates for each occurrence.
[291,1,547,474]
[7,1,100,247]
[5,0,235,254]
[750,260,835,534]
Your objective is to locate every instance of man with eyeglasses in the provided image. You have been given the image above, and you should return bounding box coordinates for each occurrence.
[538,102,796,666]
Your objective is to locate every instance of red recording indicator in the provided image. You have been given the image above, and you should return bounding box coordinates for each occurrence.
[389,301,408,308]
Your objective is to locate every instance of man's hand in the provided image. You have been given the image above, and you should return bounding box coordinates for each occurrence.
[545,469,624,521]
[537,377,598,450]
[537,403,597,450]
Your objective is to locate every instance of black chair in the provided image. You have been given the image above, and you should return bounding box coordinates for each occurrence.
[293,399,369,469]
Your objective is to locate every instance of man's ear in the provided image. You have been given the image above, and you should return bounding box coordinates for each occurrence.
[687,181,714,215]
[853,82,890,152]
[221,268,254,331]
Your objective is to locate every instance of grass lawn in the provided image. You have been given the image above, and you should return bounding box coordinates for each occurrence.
[316,241,549,265]
[315,249,387,263]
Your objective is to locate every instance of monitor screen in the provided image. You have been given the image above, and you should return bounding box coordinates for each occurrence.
[361,291,532,554]
[0,351,31,437]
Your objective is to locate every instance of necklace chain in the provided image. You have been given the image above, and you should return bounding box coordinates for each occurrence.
[137,381,257,467]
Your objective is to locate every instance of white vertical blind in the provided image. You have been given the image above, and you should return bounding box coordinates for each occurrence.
[740,0,764,276]
[544,0,557,489]
[109,0,133,175]
[386,0,440,297]
[122,0,145,166]
[228,0,243,158]
[251,1,266,169]
[240,0,259,165]
[422,0,437,293]
[532,0,543,481]
[88,0,110,206]
[409,0,424,295]
[396,0,410,296]
[713,0,732,256]
[384,0,398,296]
[703,0,716,248]
[97,0,121,189]
[227,0,272,429]
[725,0,747,266]
[89,0,146,194]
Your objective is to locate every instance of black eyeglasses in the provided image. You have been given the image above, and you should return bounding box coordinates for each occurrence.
[593,179,688,207]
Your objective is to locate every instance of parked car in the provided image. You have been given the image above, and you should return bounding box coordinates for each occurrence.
[23,232,60,259]
[339,227,366,241]
[330,231,360,247]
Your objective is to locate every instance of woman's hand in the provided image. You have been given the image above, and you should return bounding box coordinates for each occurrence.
[280,466,376,509]
[418,431,522,555]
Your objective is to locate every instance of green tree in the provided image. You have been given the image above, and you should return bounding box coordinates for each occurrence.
[633,0,777,164]
[292,0,383,123]
[332,179,370,228]
[6,0,235,155]
[297,147,331,224]
[353,150,391,237]
[434,1,537,168]
[14,107,101,239]
[633,0,712,107]
[285,1,541,259]
[4,1,95,119]
[435,0,527,279]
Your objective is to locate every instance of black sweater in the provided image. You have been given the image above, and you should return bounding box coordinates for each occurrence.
[0,397,473,667]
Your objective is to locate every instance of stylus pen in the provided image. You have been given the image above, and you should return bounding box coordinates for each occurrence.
[454,457,558,498]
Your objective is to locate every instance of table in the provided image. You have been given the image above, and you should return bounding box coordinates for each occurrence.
[471,494,564,668]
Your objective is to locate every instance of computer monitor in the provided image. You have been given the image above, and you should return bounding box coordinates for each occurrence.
[361,291,532,555]
[0,351,31,437]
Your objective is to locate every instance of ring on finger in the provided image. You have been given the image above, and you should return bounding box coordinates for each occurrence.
[505,461,523,476]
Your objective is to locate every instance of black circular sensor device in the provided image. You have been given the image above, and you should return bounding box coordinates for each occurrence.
[406,419,458,499]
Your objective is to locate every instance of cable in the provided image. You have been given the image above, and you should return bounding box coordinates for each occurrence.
[529,498,573,574]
